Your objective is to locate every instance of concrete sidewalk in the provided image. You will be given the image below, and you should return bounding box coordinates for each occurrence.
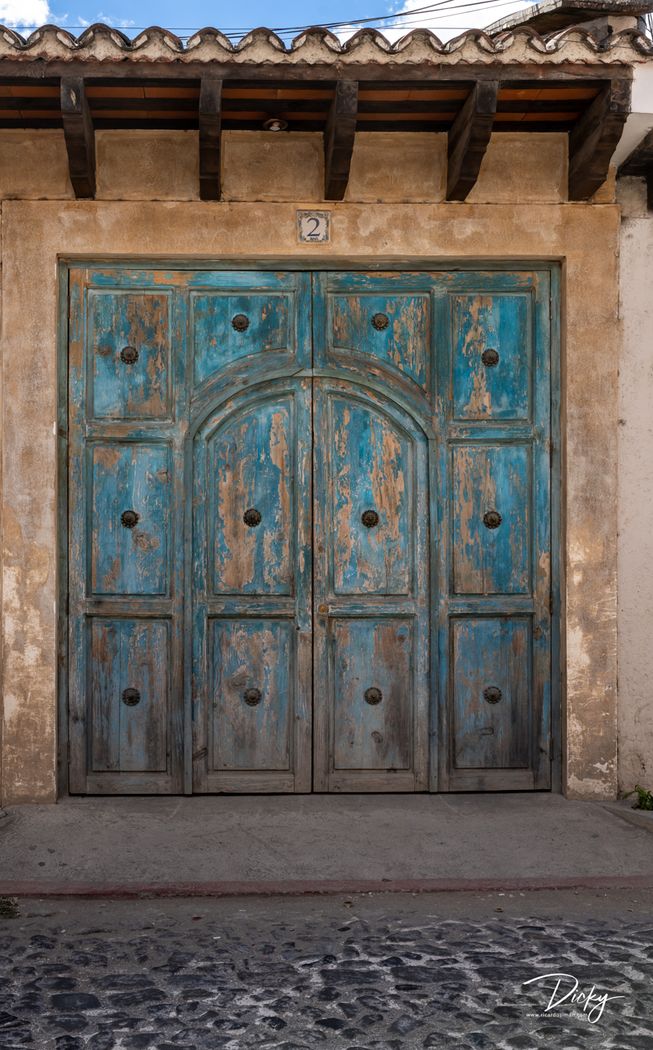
[1,793,652,897]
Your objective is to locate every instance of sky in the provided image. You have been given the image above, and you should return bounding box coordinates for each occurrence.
[0,0,534,43]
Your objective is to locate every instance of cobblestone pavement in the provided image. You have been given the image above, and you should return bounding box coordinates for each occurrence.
[0,891,651,1050]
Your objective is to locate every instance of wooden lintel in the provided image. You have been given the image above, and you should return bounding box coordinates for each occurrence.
[199,74,222,201]
[446,81,498,202]
[569,78,631,200]
[324,80,358,201]
[60,75,95,199]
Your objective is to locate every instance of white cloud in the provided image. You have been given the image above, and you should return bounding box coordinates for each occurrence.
[0,0,51,26]
[76,11,134,27]
[338,0,533,43]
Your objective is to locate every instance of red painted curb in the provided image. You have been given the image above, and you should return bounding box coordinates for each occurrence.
[1,874,652,898]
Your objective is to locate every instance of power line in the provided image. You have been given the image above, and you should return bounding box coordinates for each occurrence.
[2,0,531,37]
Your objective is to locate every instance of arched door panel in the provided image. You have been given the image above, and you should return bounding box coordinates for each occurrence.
[192,382,312,793]
[313,381,430,792]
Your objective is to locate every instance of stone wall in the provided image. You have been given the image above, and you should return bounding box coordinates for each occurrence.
[0,127,625,802]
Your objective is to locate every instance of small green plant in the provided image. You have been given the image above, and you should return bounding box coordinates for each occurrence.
[0,897,19,919]
[624,785,653,811]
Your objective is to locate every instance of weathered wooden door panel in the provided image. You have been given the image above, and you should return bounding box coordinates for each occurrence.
[330,292,430,393]
[193,293,292,387]
[210,399,293,596]
[451,293,531,421]
[330,397,412,597]
[434,271,552,791]
[192,382,312,793]
[313,380,430,792]
[314,272,434,408]
[451,444,531,596]
[90,618,169,773]
[190,272,310,396]
[451,617,530,770]
[210,619,294,772]
[89,290,173,421]
[331,617,413,771]
[90,443,171,596]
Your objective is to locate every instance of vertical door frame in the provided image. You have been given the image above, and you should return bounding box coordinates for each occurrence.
[57,258,562,797]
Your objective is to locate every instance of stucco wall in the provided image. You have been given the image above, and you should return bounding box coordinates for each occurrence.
[617,177,653,795]
[0,128,623,802]
[0,129,572,204]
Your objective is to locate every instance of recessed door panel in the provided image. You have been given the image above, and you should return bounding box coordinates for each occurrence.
[451,293,531,421]
[90,443,170,596]
[451,444,531,596]
[210,619,293,772]
[192,292,292,387]
[329,396,412,597]
[451,617,531,770]
[209,399,293,596]
[89,291,172,420]
[332,618,413,771]
[329,291,430,393]
[89,618,169,773]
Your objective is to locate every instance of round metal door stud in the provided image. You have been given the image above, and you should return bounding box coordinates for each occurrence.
[371,313,389,331]
[481,348,499,367]
[232,314,250,332]
[120,345,139,365]
[483,686,502,704]
[364,687,383,705]
[483,510,502,530]
[122,687,141,706]
[121,509,140,529]
[361,509,379,529]
[243,687,262,706]
[243,508,262,528]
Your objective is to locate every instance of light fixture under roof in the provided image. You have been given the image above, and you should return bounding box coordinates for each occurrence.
[263,117,288,132]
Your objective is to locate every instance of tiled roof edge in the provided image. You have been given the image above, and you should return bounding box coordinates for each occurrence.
[0,23,649,63]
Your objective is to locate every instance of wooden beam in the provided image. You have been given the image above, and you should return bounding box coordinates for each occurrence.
[324,80,358,201]
[199,74,222,201]
[60,75,95,199]
[446,81,498,202]
[618,127,653,212]
[568,78,631,201]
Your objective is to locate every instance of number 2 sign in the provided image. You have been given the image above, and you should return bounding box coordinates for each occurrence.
[297,211,331,243]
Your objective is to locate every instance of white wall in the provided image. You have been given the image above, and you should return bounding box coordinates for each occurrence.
[618,176,653,793]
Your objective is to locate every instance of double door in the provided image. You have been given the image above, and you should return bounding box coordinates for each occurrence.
[67,267,553,794]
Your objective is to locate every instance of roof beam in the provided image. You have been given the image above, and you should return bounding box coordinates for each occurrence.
[199,74,222,201]
[568,78,631,200]
[446,81,498,202]
[60,76,95,199]
[324,80,358,201]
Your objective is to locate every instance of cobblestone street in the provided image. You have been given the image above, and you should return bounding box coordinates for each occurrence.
[0,891,651,1050]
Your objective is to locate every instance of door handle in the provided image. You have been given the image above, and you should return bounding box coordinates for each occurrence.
[317,602,329,616]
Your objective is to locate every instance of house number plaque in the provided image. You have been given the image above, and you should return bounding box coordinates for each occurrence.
[297,210,330,243]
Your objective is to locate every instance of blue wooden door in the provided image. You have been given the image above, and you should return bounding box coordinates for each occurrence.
[67,268,187,793]
[189,272,312,792]
[433,271,553,790]
[67,266,553,794]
